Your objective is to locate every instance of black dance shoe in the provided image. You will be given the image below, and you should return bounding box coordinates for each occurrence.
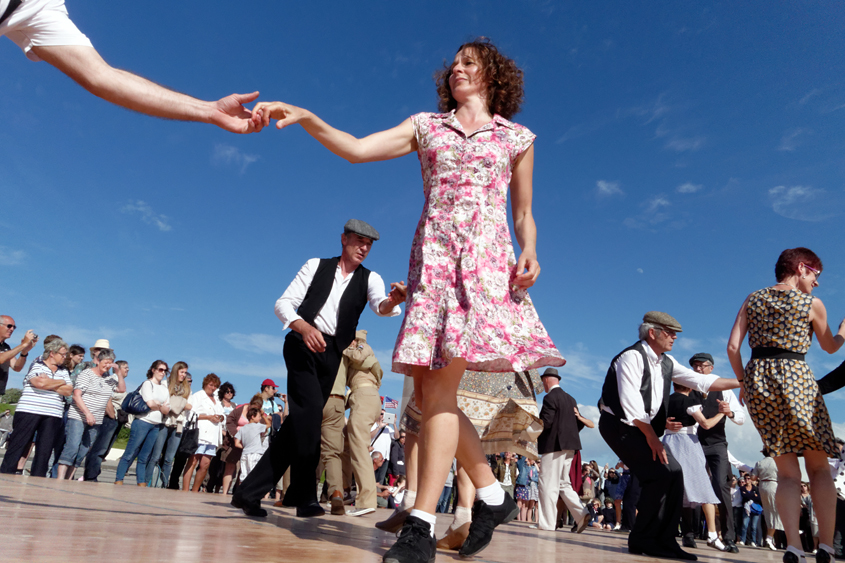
[458,493,519,558]
[382,516,436,563]
[296,502,326,518]
[231,495,268,517]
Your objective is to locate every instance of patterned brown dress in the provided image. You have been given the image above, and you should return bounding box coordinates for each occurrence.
[743,288,837,457]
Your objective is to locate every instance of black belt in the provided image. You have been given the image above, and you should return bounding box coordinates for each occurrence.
[0,0,22,26]
[751,347,805,361]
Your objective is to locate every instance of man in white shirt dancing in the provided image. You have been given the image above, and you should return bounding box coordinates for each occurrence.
[598,312,741,561]
[232,219,405,518]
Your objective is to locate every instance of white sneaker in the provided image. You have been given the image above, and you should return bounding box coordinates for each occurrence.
[751,542,758,548]
[767,538,777,551]
[708,538,727,551]
[613,523,621,531]
[346,507,375,517]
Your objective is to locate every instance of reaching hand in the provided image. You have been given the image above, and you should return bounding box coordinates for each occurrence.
[301,324,327,353]
[646,432,668,464]
[250,101,307,130]
[387,281,407,305]
[514,251,540,290]
[717,399,732,415]
[212,92,263,134]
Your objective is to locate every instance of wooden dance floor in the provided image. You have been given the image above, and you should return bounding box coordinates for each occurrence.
[0,474,785,563]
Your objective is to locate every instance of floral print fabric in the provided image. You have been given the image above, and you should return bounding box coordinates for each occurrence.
[391,111,565,375]
[742,288,837,457]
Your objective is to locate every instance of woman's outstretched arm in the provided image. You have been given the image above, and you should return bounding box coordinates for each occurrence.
[251,102,416,163]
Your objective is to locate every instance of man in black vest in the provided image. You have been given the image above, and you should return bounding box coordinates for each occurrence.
[688,352,745,553]
[535,367,594,532]
[232,219,405,518]
[598,312,740,560]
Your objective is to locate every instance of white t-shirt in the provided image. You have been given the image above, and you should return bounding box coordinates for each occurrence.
[136,379,170,425]
[235,422,269,456]
[371,423,394,461]
[17,362,72,418]
[68,368,117,424]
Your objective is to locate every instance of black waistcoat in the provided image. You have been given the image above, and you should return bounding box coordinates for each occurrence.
[697,389,727,446]
[599,341,674,437]
[296,257,371,352]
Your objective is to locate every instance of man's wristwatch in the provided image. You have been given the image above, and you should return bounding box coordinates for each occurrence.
[20,353,28,358]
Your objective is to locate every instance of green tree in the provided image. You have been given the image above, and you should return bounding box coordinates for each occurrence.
[0,388,22,403]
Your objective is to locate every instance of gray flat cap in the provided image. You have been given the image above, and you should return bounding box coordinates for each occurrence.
[689,352,714,367]
[541,367,561,380]
[344,219,380,241]
[643,311,683,332]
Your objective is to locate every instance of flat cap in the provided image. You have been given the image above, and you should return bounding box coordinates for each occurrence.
[344,219,380,241]
[688,352,714,367]
[541,367,561,380]
[643,311,683,332]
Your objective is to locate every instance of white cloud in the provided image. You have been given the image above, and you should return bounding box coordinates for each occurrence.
[631,93,672,124]
[27,322,134,349]
[0,246,25,266]
[676,182,702,193]
[121,200,172,232]
[222,332,285,355]
[645,196,670,213]
[665,136,705,152]
[636,268,643,274]
[596,180,623,197]
[213,144,259,173]
[187,357,288,382]
[768,185,841,222]
[777,128,809,152]
[799,89,821,105]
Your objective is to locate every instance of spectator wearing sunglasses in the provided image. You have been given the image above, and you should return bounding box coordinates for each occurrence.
[0,315,39,395]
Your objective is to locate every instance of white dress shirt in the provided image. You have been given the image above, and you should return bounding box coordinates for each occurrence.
[716,389,745,425]
[275,258,401,335]
[605,340,720,427]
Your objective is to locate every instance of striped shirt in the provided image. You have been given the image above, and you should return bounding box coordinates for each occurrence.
[68,369,118,425]
[16,361,72,418]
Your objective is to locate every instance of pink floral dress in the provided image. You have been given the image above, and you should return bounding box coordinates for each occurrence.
[391,111,565,375]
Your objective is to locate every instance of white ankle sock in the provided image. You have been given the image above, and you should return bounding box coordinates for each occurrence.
[400,490,416,512]
[820,544,836,556]
[410,509,437,537]
[446,506,472,533]
[708,531,718,541]
[786,546,806,558]
[476,482,505,506]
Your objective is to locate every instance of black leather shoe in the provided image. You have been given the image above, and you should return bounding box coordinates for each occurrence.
[458,493,519,558]
[682,536,698,549]
[376,509,410,533]
[382,516,435,563]
[816,549,833,563]
[296,502,326,518]
[725,540,740,554]
[629,543,697,561]
[231,495,267,517]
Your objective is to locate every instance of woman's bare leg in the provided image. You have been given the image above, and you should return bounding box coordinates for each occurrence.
[182,455,199,491]
[805,450,836,550]
[774,453,804,550]
[192,456,212,492]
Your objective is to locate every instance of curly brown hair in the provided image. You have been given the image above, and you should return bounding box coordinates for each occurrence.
[435,37,525,120]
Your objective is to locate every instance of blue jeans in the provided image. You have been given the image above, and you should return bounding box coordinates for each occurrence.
[58,418,99,467]
[115,419,163,484]
[436,485,453,513]
[149,426,181,487]
[84,415,119,481]
[741,511,761,544]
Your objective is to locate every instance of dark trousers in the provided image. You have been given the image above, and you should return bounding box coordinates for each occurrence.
[0,412,63,477]
[600,412,684,551]
[235,331,341,507]
[622,473,641,531]
[84,415,120,481]
[702,442,735,541]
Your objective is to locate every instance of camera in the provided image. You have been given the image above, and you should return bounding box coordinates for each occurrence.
[274,392,285,399]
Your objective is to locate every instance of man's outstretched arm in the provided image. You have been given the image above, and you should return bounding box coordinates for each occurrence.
[32,45,261,134]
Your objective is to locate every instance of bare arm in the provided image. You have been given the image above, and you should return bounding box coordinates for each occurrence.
[32,45,261,134]
[509,145,539,290]
[29,377,73,397]
[72,389,95,426]
[691,408,725,430]
[575,407,595,429]
[809,297,845,354]
[251,102,417,163]
[727,296,750,404]
[0,330,38,370]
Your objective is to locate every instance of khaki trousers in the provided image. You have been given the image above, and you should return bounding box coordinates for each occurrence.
[320,395,346,497]
[343,386,381,509]
[538,450,587,531]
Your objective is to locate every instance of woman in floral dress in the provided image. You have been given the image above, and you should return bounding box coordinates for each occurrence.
[252,37,564,563]
[728,247,845,563]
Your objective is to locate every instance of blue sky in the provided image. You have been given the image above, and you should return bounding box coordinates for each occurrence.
[2,1,844,465]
